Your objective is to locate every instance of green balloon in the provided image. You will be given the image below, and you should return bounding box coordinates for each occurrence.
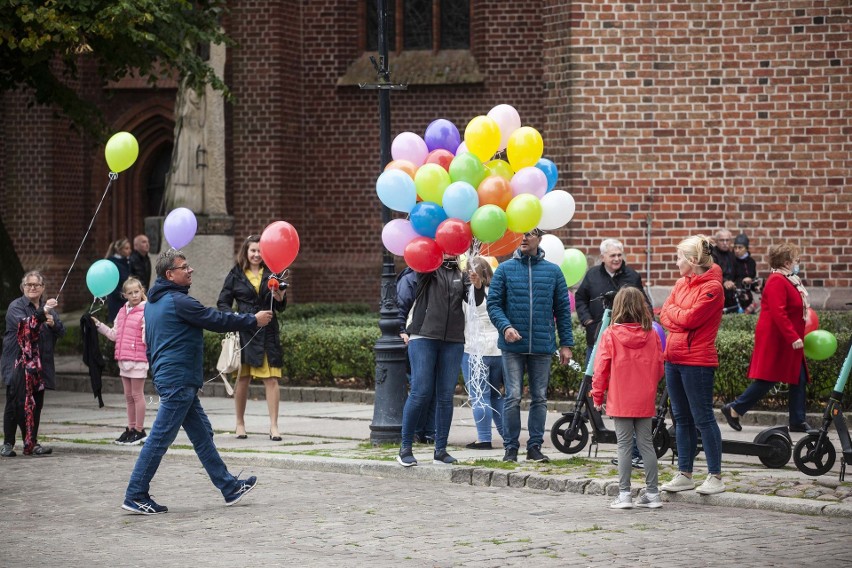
[803,330,838,361]
[560,248,587,287]
[449,152,486,188]
[414,163,451,205]
[470,205,508,243]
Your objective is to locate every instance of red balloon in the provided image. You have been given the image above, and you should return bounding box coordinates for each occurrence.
[425,149,454,172]
[435,218,472,255]
[260,221,300,273]
[480,230,523,256]
[267,278,280,290]
[403,237,443,273]
[477,175,513,210]
[804,307,819,335]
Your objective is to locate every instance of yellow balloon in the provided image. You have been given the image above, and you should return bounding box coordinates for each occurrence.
[506,193,543,233]
[485,159,514,181]
[506,126,544,171]
[484,255,499,270]
[104,132,139,173]
[464,116,501,163]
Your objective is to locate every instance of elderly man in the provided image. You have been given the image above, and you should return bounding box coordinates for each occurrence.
[710,229,737,310]
[129,234,152,291]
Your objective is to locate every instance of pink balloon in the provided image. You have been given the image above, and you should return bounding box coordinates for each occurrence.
[382,219,419,256]
[392,132,429,166]
[510,167,548,199]
[487,104,521,151]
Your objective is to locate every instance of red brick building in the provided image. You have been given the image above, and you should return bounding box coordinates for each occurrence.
[2,1,850,308]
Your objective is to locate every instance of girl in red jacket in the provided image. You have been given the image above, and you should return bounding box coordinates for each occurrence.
[593,287,665,509]
[660,235,726,496]
[93,277,148,446]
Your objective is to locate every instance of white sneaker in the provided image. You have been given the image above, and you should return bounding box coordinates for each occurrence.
[609,493,633,509]
[636,492,663,509]
[695,475,726,495]
[661,472,696,492]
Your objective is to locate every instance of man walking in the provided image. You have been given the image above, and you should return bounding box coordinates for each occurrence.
[487,229,574,463]
[122,249,273,515]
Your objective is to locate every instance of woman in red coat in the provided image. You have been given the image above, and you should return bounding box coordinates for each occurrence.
[722,242,810,432]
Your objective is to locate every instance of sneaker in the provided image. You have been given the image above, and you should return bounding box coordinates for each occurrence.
[631,456,644,469]
[661,472,696,492]
[526,446,550,463]
[789,423,810,433]
[609,494,633,509]
[0,444,15,457]
[695,474,726,495]
[122,496,168,515]
[503,448,518,462]
[115,428,132,445]
[636,492,663,509]
[224,476,258,506]
[433,450,457,465]
[396,447,418,467]
[465,441,493,450]
[721,404,742,431]
[126,429,147,446]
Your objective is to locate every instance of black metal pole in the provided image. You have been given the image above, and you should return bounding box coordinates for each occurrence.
[369,0,407,445]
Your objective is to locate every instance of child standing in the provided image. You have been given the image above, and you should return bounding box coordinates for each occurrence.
[591,287,665,509]
[92,277,149,445]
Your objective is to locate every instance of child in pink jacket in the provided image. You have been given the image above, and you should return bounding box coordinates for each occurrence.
[92,277,149,446]
[592,287,665,509]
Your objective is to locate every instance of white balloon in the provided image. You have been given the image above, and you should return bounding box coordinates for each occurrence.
[487,104,521,151]
[539,234,565,265]
[538,190,576,230]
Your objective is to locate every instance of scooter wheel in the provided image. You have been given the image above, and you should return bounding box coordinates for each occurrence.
[758,433,792,469]
[550,413,589,455]
[652,425,671,459]
[793,434,836,476]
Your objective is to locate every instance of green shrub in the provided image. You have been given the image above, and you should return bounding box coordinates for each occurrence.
[281,303,373,320]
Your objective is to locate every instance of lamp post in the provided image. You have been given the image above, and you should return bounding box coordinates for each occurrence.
[363,0,408,445]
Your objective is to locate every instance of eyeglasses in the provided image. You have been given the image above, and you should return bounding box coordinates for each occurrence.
[23,283,44,289]
[169,264,192,272]
[717,239,731,242]
[523,232,542,238]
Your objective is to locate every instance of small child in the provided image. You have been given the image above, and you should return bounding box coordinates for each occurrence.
[591,287,665,509]
[92,277,149,445]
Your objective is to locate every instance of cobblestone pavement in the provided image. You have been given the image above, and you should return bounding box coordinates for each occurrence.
[3,453,852,568]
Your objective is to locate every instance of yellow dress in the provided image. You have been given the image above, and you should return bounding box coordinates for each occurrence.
[240,269,282,380]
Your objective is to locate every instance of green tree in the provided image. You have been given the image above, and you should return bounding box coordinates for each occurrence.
[0,0,230,137]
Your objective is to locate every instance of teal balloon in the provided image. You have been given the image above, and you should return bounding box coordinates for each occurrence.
[86,259,120,298]
[470,205,508,243]
[803,330,838,361]
[441,181,478,221]
[376,169,416,213]
[560,248,587,287]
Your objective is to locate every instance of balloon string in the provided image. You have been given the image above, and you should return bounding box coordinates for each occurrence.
[56,173,118,302]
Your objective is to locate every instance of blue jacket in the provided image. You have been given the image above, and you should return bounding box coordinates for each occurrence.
[487,248,574,354]
[145,277,257,389]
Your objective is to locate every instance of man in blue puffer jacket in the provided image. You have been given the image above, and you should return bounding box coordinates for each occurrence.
[488,229,574,463]
[122,249,273,515]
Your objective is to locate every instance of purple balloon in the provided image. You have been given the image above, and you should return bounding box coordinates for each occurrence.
[424,119,461,154]
[653,321,667,352]
[163,207,197,249]
[382,219,418,256]
[510,167,548,199]
[392,132,429,166]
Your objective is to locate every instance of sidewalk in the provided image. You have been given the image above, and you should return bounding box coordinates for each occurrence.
[10,356,852,519]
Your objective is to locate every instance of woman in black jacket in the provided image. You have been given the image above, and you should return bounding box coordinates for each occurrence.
[217,236,287,440]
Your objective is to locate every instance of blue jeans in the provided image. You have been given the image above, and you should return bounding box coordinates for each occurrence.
[406,351,436,440]
[730,364,807,425]
[401,339,464,451]
[502,352,552,451]
[126,384,239,501]
[461,353,505,443]
[665,363,723,475]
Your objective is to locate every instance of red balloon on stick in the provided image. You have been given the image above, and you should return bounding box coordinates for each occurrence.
[267,278,280,291]
[404,237,444,273]
[260,221,300,273]
[804,307,819,335]
[434,218,473,255]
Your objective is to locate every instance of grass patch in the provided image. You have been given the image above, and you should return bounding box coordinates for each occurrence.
[564,524,603,534]
[357,441,400,450]
[469,458,519,470]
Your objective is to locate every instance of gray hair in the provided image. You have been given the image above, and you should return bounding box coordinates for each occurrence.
[599,239,624,256]
[20,270,45,292]
[155,249,186,278]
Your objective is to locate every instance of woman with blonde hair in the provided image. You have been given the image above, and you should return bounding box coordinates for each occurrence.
[659,234,726,496]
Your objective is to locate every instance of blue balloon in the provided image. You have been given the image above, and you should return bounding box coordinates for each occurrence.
[424,119,461,154]
[86,259,120,298]
[441,181,478,222]
[409,202,448,239]
[535,158,559,192]
[376,169,417,213]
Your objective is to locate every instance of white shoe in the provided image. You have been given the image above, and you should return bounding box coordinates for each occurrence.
[636,492,663,509]
[695,475,726,495]
[661,472,696,492]
[609,494,633,509]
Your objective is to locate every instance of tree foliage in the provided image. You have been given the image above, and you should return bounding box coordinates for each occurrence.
[0,0,231,137]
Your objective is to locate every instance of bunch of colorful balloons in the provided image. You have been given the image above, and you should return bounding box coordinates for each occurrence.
[377,105,578,274]
[802,308,838,361]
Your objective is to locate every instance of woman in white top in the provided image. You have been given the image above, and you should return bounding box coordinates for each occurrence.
[461,257,505,449]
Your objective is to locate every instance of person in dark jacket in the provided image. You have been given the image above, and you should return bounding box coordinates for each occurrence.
[732,233,758,313]
[487,229,574,464]
[129,234,152,291]
[106,237,132,322]
[1,271,65,457]
[217,235,287,440]
[396,256,485,467]
[710,228,737,310]
[122,249,273,515]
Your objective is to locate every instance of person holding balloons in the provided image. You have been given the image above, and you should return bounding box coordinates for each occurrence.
[105,237,133,323]
[1,271,64,457]
[722,242,811,433]
[217,235,287,441]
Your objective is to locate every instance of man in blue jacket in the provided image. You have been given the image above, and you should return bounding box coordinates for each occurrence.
[488,229,574,463]
[122,249,273,515]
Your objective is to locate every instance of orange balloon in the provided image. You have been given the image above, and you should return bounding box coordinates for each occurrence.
[385,159,417,179]
[477,176,513,210]
[480,231,522,256]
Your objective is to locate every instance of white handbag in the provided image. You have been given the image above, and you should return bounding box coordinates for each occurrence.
[216,332,241,395]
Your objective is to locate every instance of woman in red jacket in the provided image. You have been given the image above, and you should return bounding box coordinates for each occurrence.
[722,242,810,432]
[659,235,726,496]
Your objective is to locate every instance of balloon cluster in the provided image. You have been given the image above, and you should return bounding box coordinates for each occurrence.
[377,106,579,274]
[803,308,838,361]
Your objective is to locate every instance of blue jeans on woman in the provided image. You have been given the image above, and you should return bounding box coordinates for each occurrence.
[665,363,723,475]
[401,338,464,452]
[461,353,505,443]
[730,364,807,425]
[502,352,552,451]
